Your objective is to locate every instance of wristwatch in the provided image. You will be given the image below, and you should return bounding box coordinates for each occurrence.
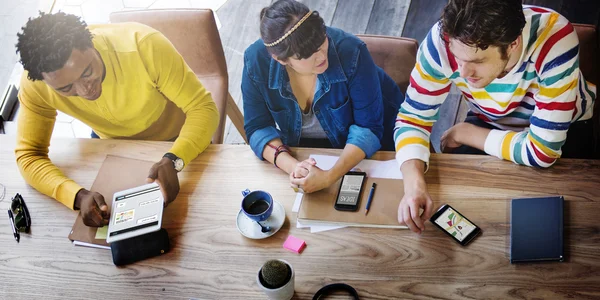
[163,152,184,172]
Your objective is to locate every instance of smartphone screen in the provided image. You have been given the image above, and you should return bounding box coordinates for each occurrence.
[431,205,480,245]
[334,171,366,211]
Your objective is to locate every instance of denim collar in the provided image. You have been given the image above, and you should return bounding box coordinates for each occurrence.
[267,36,348,94]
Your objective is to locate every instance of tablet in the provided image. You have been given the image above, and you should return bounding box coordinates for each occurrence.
[106,183,164,244]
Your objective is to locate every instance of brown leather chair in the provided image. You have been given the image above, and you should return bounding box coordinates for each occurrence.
[357,35,438,151]
[357,35,418,94]
[574,23,599,156]
[109,9,247,144]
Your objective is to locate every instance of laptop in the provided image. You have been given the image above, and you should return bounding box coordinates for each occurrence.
[106,183,164,244]
[510,196,564,263]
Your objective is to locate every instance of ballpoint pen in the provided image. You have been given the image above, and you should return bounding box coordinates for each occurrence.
[8,210,20,242]
[365,183,377,215]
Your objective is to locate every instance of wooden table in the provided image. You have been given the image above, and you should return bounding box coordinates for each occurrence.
[0,135,599,299]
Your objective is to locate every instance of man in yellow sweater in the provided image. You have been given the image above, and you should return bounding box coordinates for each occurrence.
[15,12,219,227]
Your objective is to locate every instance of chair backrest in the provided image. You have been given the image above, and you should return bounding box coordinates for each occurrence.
[575,24,598,86]
[574,23,599,155]
[356,35,418,94]
[110,9,228,144]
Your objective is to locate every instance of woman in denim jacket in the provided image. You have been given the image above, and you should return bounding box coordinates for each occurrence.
[242,0,404,193]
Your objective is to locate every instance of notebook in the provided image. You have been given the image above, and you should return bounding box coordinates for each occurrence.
[510,196,564,263]
[68,155,156,249]
[298,177,408,228]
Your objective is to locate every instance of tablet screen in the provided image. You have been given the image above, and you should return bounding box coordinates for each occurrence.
[107,183,163,243]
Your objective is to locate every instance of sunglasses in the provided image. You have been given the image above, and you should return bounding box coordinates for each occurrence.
[10,193,31,233]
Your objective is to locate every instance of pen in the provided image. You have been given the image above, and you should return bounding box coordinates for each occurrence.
[8,210,20,242]
[365,183,377,215]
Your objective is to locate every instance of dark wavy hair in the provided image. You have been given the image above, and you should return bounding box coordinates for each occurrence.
[440,0,525,57]
[260,0,326,60]
[16,12,94,81]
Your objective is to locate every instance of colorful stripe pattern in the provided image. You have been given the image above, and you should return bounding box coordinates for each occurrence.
[394,5,596,168]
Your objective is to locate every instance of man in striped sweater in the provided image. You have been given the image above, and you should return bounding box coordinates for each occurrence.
[395,0,597,233]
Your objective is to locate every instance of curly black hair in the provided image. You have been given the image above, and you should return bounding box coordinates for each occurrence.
[16,12,94,81]
[440,0,525,56]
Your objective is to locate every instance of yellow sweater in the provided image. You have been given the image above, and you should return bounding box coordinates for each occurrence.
[15,23,219,209]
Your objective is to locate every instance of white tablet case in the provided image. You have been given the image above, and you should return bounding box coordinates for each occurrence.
[107,183,164,243]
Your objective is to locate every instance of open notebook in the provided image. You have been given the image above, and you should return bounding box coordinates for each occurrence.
[298,177,408,229]
[68,155,155,249]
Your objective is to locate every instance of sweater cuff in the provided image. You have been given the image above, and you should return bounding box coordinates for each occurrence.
[169,137,210,168]
[168,147,191,168]
[395,145,430,174]
[484,129,509,159]
[56,180,84,210]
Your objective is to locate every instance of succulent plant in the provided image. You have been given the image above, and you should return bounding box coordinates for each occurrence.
[260,260,291,289]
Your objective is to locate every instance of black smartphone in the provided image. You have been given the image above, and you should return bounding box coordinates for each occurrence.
[429,204,481,246]
[334,171,367,211]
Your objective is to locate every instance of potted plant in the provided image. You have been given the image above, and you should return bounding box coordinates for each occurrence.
[257,259,295,299]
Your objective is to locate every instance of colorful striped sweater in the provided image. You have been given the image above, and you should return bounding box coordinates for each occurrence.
[394,5,596,168]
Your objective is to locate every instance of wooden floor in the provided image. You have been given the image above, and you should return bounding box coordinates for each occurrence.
[217,0,600,148]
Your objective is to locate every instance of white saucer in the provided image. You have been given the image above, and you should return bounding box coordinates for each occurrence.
[236,200,286,239]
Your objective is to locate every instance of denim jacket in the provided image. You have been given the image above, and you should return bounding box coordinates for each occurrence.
[242,27,403,159]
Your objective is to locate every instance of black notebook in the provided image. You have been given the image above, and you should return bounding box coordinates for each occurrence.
[510,196,564,263]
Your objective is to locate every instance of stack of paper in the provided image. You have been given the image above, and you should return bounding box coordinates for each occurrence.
[293,155,407,232]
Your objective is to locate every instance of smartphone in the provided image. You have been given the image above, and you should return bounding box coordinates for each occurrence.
[334,171,367,211]
[430,204,481,246]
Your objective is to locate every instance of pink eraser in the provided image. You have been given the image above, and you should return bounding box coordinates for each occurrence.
[283,235,306,253]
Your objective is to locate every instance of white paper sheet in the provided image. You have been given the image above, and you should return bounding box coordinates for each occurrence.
[296,219,310,228]
[292,192,303,213]
[73,241,111,250]
[310,224,346,233]
[293,154,402,233]
[308,154,402,179]
[295,219,346,233]
[359,159,403,179]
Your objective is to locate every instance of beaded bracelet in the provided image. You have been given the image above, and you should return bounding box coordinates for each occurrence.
[274,145,290,169]
[267,144,291,169]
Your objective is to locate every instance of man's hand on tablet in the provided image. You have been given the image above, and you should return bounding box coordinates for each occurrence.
[74,189,109,227]
[147,157,180,206]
